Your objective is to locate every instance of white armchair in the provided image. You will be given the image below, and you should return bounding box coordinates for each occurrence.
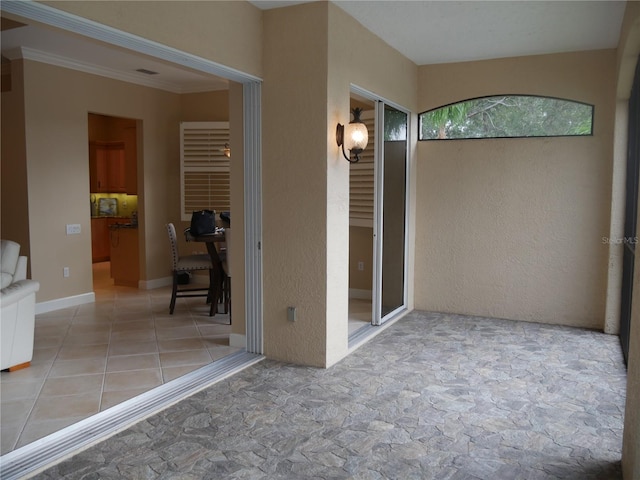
[1,240,40,371]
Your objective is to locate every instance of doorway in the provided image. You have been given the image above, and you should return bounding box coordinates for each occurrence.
[88,113,140,291]
[348,87,410,337]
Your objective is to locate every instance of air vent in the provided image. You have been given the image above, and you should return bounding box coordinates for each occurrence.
[136,68,158,75]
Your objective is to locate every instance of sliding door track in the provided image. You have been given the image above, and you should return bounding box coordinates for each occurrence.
[0,351,264,480]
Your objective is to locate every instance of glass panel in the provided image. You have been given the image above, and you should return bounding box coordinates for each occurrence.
[419,95,593,140]
[381,104,407,317]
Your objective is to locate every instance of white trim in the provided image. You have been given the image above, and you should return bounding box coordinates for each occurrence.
[349,288,372,300]
[35,292,94,315]
[10,46,221,94]
[373,99,385,326]
[0,352,264,480]
[229,333,247,349]
[244,82,263,355]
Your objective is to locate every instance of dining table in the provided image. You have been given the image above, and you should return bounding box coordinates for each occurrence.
[186,229,227,316]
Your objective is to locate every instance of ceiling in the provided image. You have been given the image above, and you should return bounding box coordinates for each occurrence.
[1,1,628,92]
[251,0,627,65]
[0,17,229,94]
[332,0,626,65]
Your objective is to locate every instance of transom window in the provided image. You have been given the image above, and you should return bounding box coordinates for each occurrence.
[419,95,594,140]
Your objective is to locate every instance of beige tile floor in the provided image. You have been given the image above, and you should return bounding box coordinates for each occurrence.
[1,264,373,455]
[0,262,238,455]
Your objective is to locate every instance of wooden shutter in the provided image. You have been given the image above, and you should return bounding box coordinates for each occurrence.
[180,122,230,221]
[349,111,375,227]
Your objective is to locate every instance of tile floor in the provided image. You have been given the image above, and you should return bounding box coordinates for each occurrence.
[1,264,373,455]
[0,262,238,455]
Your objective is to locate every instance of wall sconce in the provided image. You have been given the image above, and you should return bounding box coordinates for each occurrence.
[336,107,368,163]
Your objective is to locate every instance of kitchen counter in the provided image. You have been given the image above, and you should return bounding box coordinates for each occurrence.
[108,223,138,229]
[91,216,133,262]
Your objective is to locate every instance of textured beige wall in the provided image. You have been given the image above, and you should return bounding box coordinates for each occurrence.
[180,90,229,122]
[20,60,181,301]
[261,2,417,366]
[415,50,616,328]
[1,60,31,266]
[620,3,640,479]
[40,1,263,79]
[262,2,330,366]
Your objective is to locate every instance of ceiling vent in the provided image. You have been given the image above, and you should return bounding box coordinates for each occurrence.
[136,68,158,75]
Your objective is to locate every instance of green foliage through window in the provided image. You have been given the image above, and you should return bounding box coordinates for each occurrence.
[419,95,593,140]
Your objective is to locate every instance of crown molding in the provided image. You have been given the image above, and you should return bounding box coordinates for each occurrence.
[14,46,212,93]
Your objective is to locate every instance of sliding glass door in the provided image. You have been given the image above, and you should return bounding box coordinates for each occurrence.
[347,86,409,334]
[372,100,409,325]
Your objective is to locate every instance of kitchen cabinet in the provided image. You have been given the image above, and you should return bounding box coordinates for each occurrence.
[109,226,139,287]
[91,218,109,262]
[91,217,131,263]
[89,141,126,193]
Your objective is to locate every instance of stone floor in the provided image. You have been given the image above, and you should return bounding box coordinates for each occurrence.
[31,311,627,479]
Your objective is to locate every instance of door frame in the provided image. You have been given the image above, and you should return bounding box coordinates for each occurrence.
[350,84,411,327]
[621,56,640,365]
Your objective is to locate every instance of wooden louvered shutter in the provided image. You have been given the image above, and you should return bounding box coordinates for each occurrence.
[349,110,375,227]
[180,122,230,221]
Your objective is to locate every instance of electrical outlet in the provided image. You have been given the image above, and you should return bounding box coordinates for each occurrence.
[358,261,365,271]
[66,224,81,235]
[63,267,70,278]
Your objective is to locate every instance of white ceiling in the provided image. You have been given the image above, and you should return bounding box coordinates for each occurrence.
[1,1,628,92]
[253,0,627,65]
[0,22,229,94]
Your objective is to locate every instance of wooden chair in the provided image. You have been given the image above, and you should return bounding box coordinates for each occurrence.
[166,223,215,315]
[221,228,231,322]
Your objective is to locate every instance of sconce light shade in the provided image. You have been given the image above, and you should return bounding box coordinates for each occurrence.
[336,107,369,163]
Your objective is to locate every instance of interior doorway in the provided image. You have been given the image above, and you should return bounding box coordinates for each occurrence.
[88,113,140,291]
[348,94,376,334]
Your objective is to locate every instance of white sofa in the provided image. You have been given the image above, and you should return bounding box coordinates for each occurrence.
[1,240,40,371]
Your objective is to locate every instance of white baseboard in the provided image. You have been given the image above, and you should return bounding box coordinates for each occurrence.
[349,288,372,300]
[35,292,95,315]
[229,333,246,349]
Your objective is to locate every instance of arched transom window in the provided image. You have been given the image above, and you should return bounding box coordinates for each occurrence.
[419,95,594,140]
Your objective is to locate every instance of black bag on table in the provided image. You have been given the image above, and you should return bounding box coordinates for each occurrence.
[190,210,216,236]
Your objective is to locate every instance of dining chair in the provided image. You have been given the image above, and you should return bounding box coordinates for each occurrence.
[221,228,231,322]
[165,223,215,315]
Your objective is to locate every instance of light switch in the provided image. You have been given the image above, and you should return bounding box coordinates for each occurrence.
[66,224,81,235]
